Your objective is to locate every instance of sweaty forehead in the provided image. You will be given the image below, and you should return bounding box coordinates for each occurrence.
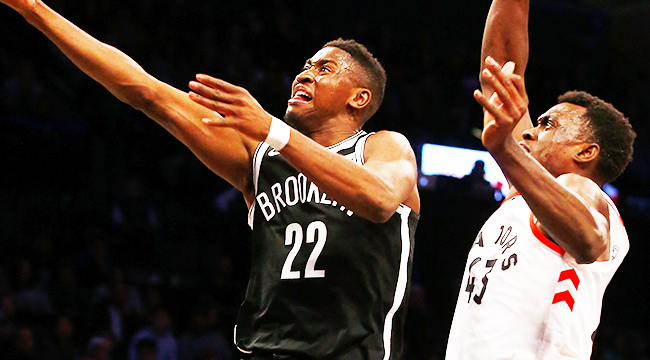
[544,102,588,124]
[308,47,355,69]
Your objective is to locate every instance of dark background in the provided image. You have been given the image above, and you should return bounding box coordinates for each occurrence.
[0,0,649,359]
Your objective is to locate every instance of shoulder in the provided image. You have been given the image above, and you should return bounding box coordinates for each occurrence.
[365,131,416,158]
[556,173,609,220]
[367,130,411,146]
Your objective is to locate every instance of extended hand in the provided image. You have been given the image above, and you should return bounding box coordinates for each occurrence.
[1,0,37,15]
[474,57,529,152]
[189,74,273,143]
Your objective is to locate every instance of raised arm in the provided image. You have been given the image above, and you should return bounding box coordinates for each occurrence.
[187,75,420,223]
[475,59,610,264]
[2,0,256,196]
[481,0,529,90]
[481,0,532,139]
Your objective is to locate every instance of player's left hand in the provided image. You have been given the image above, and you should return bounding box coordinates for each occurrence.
[474,57,529,153]
[189,74,272,142]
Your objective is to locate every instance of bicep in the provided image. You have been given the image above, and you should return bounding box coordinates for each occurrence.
[538,174,611,258]
[362,132,418,199]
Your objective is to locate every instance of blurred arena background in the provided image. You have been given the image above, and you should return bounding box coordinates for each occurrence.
[0,0,648,358]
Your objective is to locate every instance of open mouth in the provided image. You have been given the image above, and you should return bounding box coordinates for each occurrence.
[289,90,312,104]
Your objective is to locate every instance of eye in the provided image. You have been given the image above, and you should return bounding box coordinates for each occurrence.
[537,117,552,130]
[319,65,332,73]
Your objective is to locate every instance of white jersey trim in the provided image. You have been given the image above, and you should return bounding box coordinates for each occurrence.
[354,132,374,165]
[248,142,271,229]
[233,325,253,354]
[326,130,366,152]
[382,204,412,360]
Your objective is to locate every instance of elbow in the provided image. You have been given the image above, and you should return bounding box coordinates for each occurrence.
[367,209,395,224]
[362,194,400,224]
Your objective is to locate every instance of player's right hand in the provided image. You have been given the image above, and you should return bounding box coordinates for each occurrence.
[1,0,38,15]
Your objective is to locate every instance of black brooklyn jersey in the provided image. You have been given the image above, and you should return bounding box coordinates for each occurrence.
[235,131,419,360]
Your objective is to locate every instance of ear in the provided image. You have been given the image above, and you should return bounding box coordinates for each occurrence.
[574,143,600,164]
[348,88,372,111]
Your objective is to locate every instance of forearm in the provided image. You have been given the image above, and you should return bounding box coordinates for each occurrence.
[22,1,153,108]
[11,2,256,192]
[279,131,414,223]
[492,140,606,262]
[481,0,530,87]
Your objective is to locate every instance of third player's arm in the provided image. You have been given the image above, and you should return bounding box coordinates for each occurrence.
[481,0,533,139]
[7,0,256,194]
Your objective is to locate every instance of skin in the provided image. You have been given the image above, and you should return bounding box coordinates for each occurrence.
[475,56,610,263]
[1,0,419,223]
[189,47,420,221]
[476,0,612,264]
[479,0,533,141]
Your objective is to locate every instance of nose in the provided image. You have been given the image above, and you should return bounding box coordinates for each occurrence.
[522,127,535,140]
[295,68,315,84]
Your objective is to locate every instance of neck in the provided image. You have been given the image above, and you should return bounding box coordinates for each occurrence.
[308,127,362,147]
[290,115,362,147]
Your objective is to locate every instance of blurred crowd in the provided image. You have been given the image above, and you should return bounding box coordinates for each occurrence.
[0,0,649,359]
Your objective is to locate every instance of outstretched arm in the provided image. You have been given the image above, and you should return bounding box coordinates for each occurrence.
[481,0,532,139]
[2,0,256,198]
[188,75,420,223]
[475,61,610,264]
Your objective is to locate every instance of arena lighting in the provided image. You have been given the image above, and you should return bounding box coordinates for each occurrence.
[420,143,509,199]
[420,143,620,202]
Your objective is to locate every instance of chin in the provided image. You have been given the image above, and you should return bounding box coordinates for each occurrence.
[284,109,302,127]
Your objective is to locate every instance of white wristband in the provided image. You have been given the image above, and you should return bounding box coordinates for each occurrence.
[264,116,291,151]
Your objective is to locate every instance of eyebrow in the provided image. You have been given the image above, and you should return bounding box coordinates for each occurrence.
[304,58,337,67]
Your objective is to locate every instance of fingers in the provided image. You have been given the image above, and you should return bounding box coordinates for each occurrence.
[195,74,241,94]
[474,89,504,123]
[501,61,515,75]
[201,116,227,126]
[482,57,528,117]
[188,90,231,115]
[189,79,238,104]
[509,74,529,105]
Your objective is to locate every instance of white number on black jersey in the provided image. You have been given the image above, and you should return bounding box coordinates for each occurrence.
[281,221,327,279]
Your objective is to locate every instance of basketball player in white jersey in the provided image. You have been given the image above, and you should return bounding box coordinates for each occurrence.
[445,0,636,359]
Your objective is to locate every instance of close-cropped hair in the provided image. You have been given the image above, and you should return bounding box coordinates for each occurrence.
[323,38,387,121]
[558,90,636,183]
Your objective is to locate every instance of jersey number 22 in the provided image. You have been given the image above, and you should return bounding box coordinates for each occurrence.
[281,221,327,279]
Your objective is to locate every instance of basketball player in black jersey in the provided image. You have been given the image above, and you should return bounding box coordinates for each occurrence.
[1,0,420,359]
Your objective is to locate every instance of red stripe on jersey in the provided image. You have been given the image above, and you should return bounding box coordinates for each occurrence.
[558,269,580,289]
[529,213,566,255]
[552,290,575,311]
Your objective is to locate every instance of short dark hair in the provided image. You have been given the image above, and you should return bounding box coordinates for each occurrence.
[558,90,636,183]
[323,38,387,122]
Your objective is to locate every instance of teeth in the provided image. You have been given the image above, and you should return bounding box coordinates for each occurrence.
[295,91,311,100]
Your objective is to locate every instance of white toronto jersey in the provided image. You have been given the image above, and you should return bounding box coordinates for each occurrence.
[446,191,629,360]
